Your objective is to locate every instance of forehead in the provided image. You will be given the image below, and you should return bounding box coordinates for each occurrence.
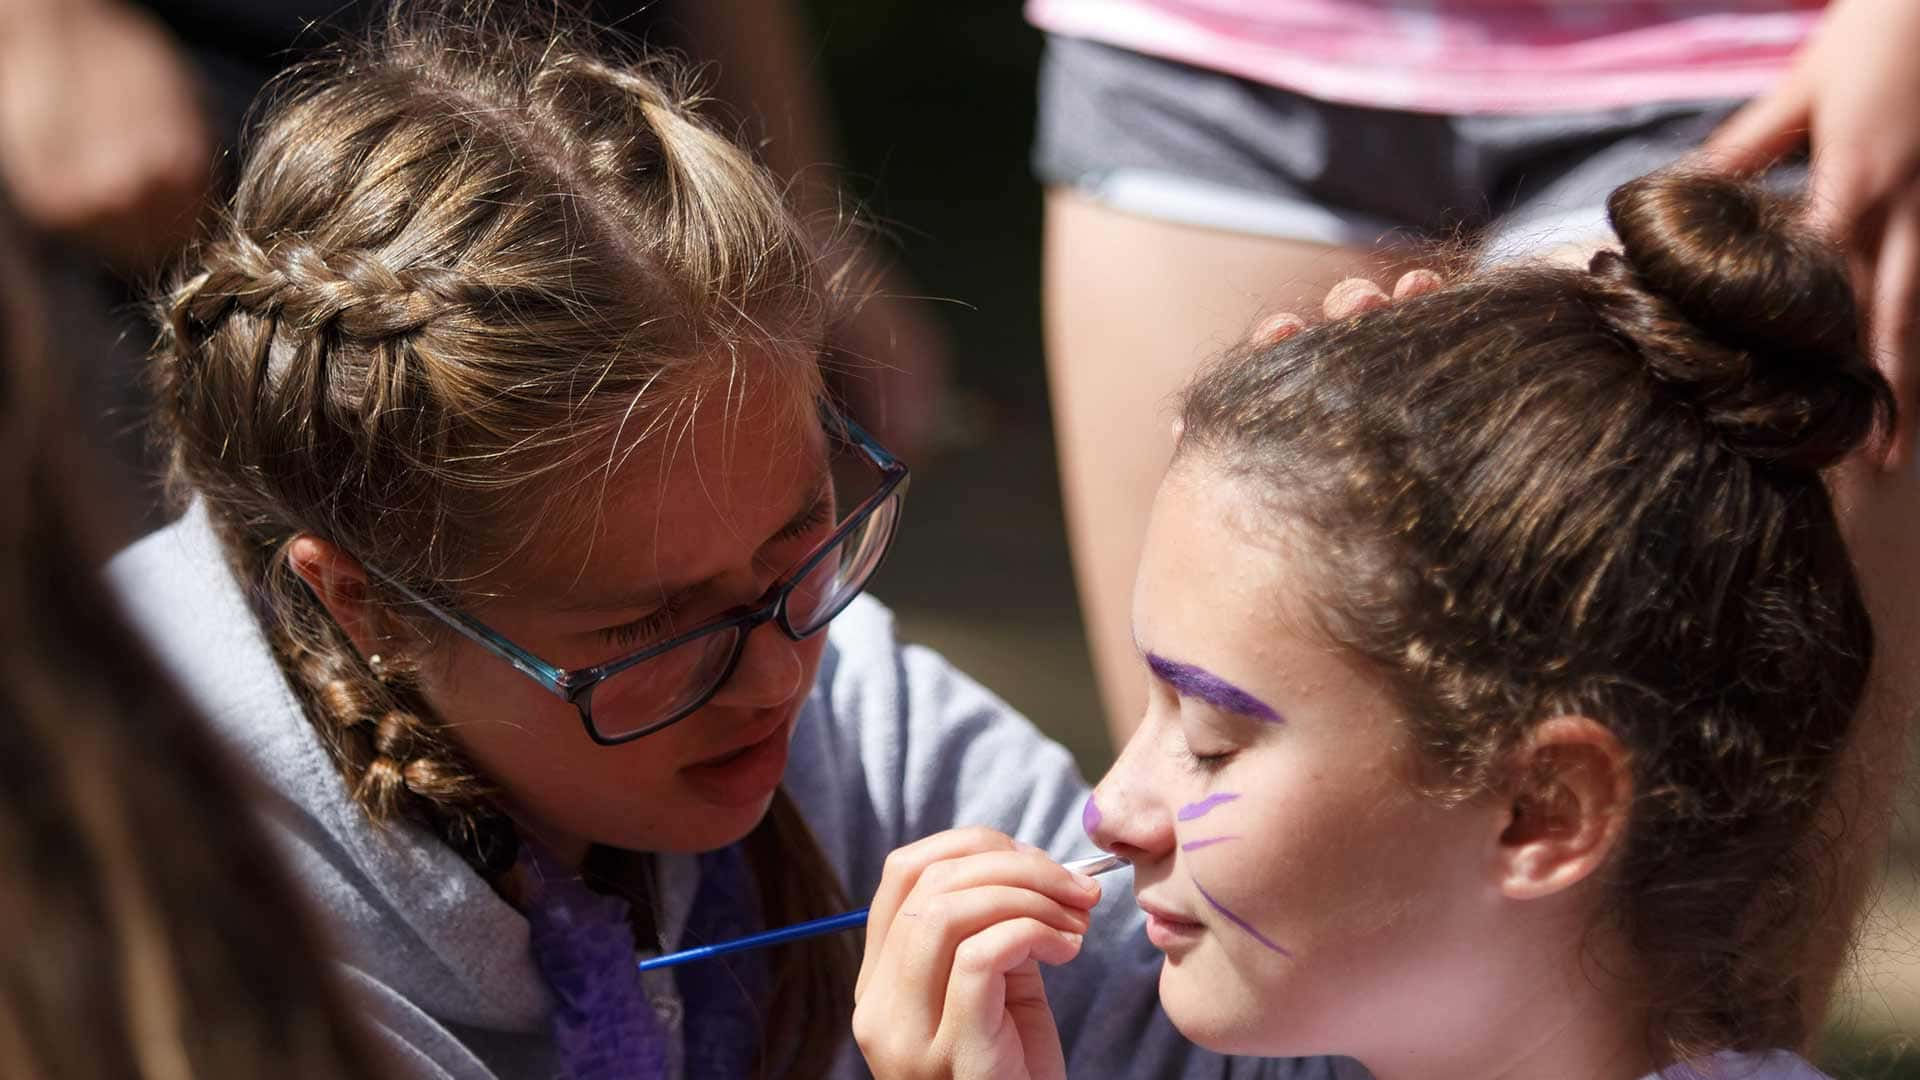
[511,386,827,601]
[1134,462,1330,685]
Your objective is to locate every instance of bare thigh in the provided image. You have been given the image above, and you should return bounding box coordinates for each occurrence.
[1043,189,1406,746]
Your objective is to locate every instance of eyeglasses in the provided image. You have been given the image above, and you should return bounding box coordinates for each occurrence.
[369,417,908,745]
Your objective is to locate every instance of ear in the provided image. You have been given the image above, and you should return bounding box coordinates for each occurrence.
[284,534,386,660]
[1494,715,1633,902]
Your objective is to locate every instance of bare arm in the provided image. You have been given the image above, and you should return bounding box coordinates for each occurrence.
[0,0,213,270]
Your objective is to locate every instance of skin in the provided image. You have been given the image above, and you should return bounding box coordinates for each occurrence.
[855,454,1650,1080]
[293,382,838,866]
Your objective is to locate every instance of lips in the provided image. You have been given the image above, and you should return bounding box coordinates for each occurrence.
[1138,897,1202,927]
[1138,895,1205,949]
[689,709,791,767]
[678,710,796,807]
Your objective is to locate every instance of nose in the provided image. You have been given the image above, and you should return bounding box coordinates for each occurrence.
[1087,717,1177,865]
[708,616,805,710]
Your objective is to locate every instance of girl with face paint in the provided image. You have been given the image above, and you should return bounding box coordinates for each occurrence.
[855,169,1885,1080]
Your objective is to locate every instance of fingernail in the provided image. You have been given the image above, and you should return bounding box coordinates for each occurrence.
[1014,840,1045,856]
[1072,872,1099,893]
[1061,932,1084,947]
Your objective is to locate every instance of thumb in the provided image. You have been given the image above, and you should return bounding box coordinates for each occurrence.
[1698,74,1813,176]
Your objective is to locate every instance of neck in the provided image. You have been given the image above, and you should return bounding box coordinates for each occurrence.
[515,819,591,872]
[1361,933,1653,1080]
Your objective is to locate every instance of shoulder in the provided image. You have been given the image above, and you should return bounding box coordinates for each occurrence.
[106,505,551,1041]
[1661,1050,1833,1080]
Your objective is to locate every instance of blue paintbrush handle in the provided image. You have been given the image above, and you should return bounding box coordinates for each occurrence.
[636,852,1128,974]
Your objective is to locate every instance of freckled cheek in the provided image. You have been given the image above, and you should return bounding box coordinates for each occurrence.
[1187,793,1380,922]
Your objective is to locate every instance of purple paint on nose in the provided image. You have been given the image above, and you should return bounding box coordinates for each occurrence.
[1176,792,1240,821]
[1195,882,1291,957]
[1081,794,1102,839]
[1143,652,1282,724]
[1180,835,1239,852]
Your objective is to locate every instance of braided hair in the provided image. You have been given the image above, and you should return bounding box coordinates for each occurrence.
[153,7,856,1074]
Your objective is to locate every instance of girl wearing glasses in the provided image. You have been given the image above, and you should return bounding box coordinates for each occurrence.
[854,170,1889,1079]
[108,8,1339,1080]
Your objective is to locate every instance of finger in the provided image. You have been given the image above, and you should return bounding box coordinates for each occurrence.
[1392,268,1445,300]
[1869,197,1920,469]
[859,828,1020,1002]
[936,919,1082,1078]
[1698,74,1813,176]
[903,849,1103,921]
[884,875,1097,1042]
[1251,311,1307,345]
[1323,277,1391,320]
[1808,154,1884,245]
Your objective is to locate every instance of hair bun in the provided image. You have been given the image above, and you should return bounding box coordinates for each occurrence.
[1595,169,1892,470]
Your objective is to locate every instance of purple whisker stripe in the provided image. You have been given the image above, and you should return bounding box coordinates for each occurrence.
[1176,792,1240,821]
[1194,882,1291,958]
[1180,835,1239,852]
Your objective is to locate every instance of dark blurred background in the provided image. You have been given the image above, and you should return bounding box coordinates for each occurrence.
[799,1,1115,777]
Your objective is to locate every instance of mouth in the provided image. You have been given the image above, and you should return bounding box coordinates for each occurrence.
[678,710,795,807]
[690,708,791,766]
[1138,896,1205,949]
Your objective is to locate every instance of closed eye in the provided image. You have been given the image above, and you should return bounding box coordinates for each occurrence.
[773,489,834,544]
[600,592,689,651]
[1181,745,1237,773]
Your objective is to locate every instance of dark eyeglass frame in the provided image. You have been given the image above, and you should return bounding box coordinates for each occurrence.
[367,417,908,745]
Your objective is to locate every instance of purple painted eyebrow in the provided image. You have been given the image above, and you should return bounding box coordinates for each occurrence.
[1143,652,1282,724]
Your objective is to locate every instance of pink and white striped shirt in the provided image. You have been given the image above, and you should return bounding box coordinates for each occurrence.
[1027,1,1825,115]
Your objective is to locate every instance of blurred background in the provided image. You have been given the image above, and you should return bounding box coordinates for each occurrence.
[799,3,1112,774]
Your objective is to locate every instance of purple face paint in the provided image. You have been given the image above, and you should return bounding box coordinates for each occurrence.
[1081,794,1102,839]
[1195,882,1291,957]
[1176,792,1240,821]
[1180,835,1239,852]
[1143,652,1282,724]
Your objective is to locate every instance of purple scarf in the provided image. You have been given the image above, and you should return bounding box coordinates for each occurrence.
[522,843,768,1079]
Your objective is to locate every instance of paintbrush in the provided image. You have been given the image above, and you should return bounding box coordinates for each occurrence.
[637,852,1131,973]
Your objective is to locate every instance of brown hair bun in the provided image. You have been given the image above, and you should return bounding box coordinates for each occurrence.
[1595,169,1893,470]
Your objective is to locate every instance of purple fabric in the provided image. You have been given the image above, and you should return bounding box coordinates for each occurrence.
[681,845,768,1075]
[522,846,668,1080]
[522,842,767,1079]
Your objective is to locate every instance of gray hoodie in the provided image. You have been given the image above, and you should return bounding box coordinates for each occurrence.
[109,505,1366,1080]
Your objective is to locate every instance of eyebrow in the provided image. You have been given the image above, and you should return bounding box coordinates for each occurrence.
[1142,650,1283,724]
[559,469,834,615]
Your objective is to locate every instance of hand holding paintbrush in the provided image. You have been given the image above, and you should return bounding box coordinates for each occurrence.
[850,830,1121,1080]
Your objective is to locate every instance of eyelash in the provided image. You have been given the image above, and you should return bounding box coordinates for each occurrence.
[601,592,687,649]
[1180,740,1237,773]
[776,496,834,542]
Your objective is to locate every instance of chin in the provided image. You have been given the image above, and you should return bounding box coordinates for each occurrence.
[612,790,776,855]
[1159,959,1300,1058]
